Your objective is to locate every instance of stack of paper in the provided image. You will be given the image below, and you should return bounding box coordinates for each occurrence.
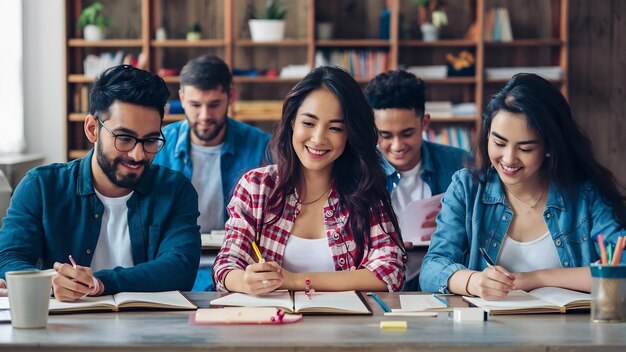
[279,64,310,78]
[425,101,453,118]
[452,102,477,117]
[486,67,563,80]
[407,65,448,79]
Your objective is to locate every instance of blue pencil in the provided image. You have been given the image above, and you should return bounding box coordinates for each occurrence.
[366,292,391,313]
[432,294,448,307]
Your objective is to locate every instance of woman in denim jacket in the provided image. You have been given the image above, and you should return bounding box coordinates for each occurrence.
[420,73,626,299]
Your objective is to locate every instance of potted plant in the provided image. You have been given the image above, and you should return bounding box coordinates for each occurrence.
[186,22,202,41]
[77,1,111,41]
[248,0,288,42]
[411,0,448,41]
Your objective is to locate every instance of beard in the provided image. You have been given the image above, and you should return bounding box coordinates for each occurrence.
[190,113,227,143]
[96,141,148,189]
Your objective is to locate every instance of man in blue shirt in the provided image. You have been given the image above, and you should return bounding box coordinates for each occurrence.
[0,65,200,301]
[152,55,269,291]
[365,70,471,291]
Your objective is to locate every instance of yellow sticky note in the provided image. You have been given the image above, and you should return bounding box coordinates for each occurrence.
[379,320,407,330]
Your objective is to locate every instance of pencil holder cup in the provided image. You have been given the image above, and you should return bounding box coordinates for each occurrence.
[590,264,626,323]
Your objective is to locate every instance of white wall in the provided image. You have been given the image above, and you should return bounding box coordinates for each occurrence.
[22,0,65,163]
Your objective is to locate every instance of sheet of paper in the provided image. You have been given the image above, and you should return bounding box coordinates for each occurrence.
[113,291,196,309]
[529,287,591,307]
[398,193,444,244]
[464,290,551,309]
[395,295,447,311]
[293,291,369,314]
[48,295,117,311]
[210,291,293,310]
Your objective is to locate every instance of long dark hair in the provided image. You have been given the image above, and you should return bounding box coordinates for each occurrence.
[266,66,404,263]
[478,73,626,228]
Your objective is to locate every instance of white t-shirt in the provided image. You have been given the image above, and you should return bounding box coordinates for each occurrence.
[282,235,335,273]
[391,161,432,284]
[91,189,135,272]
[497,231,562,272]
[391,161,432,215]
[191,142,224,232]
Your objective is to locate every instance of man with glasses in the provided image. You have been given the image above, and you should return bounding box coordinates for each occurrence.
[0,65,201,301]
[153,55,269,291]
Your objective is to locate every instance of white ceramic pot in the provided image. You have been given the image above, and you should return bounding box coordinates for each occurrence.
[249,19,286,42]
[420,23,439,42]
[83,24,104,41]
[186,32,201,41]
[316,22,334,40]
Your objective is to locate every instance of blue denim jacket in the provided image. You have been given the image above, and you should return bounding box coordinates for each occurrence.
[0,149,201,295]
[420,168,626,294]
[152,118,270,222]
[383,141,471,195]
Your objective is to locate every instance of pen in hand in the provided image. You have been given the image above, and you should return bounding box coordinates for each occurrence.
[67,255,99,296]
[478,247,496,268]
[68,254,78,269]
[479,247,514,279]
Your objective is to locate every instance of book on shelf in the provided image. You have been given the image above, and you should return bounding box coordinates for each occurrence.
[485,66,562,80]
[426,126,472,151]
[463,287,591,315]
[316,50,389,79]
[485,7,513,42]
[210,290,371,315]
[48,291,197,314]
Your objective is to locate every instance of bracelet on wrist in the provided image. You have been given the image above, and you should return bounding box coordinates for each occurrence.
[465,271,477,296]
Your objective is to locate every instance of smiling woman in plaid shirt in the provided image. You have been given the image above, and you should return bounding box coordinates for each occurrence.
[212,66,407,294]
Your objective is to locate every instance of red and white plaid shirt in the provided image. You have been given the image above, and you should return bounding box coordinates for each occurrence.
[212,165,406,292]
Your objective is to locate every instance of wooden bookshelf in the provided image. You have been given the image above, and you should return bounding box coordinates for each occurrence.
[65,0,568,159]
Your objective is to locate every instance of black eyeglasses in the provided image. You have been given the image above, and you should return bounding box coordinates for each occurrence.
[96,117,166,154]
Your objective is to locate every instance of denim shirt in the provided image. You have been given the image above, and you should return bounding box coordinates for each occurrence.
[383,140,471,195]
[420,168,626,294]
[0,149,201,295]
[153,118,270,221]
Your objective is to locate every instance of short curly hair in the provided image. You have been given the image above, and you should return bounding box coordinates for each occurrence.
[364,70,426,117]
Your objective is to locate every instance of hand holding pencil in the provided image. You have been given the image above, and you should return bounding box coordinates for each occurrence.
[240,240,284,295]
[51,255,102,302]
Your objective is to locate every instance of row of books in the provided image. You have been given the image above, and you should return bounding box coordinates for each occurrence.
[83,51,144,78]
[424,126,473,152]
[484,7,513,42]
[315,50,390,79]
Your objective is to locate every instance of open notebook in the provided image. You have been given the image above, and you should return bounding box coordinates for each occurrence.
[49,291,197,313]
[463,287,591,315]
[210,290,371,315]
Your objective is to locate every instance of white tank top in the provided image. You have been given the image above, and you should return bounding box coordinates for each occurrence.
[282,235,335,273]
[497,231,561,272]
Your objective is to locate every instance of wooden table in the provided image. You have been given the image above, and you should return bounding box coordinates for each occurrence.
[0,292,624,351]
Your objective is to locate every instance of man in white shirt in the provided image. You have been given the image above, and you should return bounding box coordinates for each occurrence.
[0,65,200,300]
[365,70,471,290]
[153,55,270,291]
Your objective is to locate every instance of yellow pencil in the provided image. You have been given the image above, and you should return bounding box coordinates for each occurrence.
[251,241,265,263]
